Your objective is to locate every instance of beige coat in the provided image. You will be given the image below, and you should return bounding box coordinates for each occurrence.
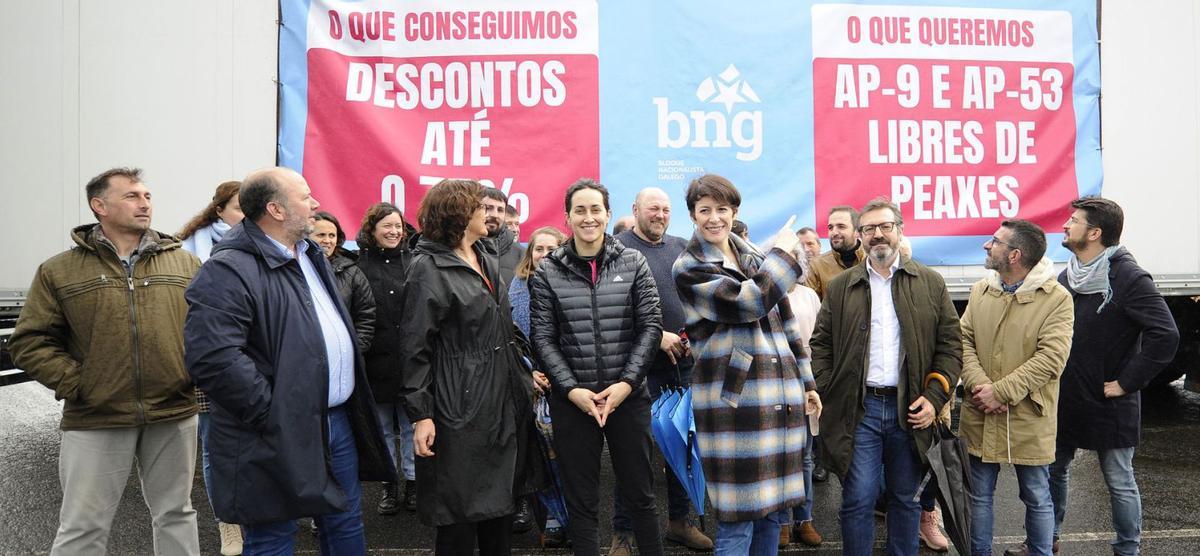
[960,257,1074,465]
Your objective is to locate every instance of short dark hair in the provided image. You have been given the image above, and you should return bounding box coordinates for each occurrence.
[564,178,610,212]
[481,187,509,204]
[732,220,748,235]
[858,197,903,229]
[504,204,518,218]
[1070,196,1124,247]
[85,167,143,220]
[797,226,818,237]
[313,211,347,251]
[685,174,741,214]
[356,202,406,250]
[1000,219,1047,268]
[828,205,860,230]
[240,171,286,222]
[419,179,485,247]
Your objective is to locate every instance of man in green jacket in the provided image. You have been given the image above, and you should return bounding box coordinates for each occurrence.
[9,167,201,555]
[959,220,1074,556]
[811,197,962,556]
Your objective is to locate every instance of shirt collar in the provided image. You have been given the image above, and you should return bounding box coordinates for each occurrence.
[266,235,307,258]
[866,253,901,280]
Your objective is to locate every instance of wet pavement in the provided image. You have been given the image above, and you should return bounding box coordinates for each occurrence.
[2,381,1199,555]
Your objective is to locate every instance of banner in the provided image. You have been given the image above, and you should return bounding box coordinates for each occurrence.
[280,0,1100,264]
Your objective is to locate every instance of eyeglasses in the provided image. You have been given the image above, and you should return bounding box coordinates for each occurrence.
[985,236,1013,249]
[858,222,897,236]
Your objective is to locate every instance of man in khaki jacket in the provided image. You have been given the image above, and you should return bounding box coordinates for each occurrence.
[9,168,201,555]
[806,205,865,300]
[959,219,1074,556]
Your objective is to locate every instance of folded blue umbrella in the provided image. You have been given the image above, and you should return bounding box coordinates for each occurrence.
[651,385,706,520]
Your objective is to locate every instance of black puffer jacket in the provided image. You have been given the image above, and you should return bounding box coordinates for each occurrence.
[356,243,412,402]
[528,236,663,397]
[329,252,376,355]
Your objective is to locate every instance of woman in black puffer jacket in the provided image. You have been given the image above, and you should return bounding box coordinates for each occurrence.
[311,211,375,353]
[354,202,417,515]
[528,179,664,556]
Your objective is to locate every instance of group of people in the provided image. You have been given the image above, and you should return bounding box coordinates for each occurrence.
[8,165,1178,556]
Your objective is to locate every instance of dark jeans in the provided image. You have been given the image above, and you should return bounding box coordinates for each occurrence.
[243,406,365,555]
[614,364,693,532]
[435,515,513,556]
[550,391,663,556]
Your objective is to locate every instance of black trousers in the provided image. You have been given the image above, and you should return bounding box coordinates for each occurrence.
[550,391,663,556]
[434,514,512,556]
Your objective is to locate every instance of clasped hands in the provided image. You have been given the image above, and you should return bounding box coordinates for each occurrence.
[568,382,634,427]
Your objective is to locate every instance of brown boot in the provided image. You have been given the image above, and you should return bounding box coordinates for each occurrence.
[795,521,823,547]
[607,532,634,556]
[665,519,714,551]
[778,523,791,547]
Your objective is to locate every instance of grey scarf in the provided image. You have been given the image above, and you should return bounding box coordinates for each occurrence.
[1066,245,1120,313]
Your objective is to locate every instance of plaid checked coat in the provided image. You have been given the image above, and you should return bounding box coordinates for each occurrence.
[673,233,814,522]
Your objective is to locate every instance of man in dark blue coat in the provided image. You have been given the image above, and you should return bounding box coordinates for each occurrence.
[1004,197,1178,556]
[184,167,394,554]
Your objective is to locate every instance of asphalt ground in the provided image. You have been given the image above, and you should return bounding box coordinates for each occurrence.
[2,381,1199,555]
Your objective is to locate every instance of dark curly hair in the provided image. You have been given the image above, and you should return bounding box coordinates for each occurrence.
[355,202,406,250]
[418,179,484,247]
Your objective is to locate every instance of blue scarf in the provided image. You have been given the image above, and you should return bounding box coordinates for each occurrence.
[183,220,231,262]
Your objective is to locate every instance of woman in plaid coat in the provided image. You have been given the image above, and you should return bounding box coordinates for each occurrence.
[672,174,821,556]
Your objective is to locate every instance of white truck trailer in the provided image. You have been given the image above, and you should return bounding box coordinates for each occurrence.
[1,1,1197,389]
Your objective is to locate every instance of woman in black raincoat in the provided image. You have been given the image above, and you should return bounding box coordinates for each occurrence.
[398,179,528,555]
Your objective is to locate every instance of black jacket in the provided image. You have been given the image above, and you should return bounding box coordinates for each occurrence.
[329,252,376,355]
[528,236,663,397]
[356,244,412,402]
[397,235,524,526]
[183,219,395,525]
[1056,247,1179,450]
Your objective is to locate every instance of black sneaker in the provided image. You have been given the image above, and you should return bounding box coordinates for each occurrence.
[511,498,533,533]
[377,482,400,515]
[541,526,569,548]
[403,480,417,512]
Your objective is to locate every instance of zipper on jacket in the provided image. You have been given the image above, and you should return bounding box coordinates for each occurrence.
[122,257,147,425]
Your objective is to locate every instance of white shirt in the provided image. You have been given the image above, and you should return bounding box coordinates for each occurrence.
[866,255,902,387]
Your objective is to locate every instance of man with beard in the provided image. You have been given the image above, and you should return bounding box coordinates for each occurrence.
[481,188,525,288]
[184,168,394,553]
[807,206,866,300]
[811,197,961,556]
[959,220,1074,556]
[611,188,712,553]
[1003,197,1177,556]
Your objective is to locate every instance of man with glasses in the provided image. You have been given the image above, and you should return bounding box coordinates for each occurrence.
[1001,197,1177,556]
[811,197,962,555]
[959,220,1074,556]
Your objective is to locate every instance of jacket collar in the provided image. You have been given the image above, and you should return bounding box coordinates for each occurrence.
[71,223,179,258]
[984,257,1059,302]
[212,219,322,270]
[684,232,764,277]
[845,253,919,286]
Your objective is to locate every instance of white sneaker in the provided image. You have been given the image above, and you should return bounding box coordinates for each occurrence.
[218,521,244,556]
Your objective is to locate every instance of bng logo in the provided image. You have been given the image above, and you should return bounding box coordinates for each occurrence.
[653,64,764,161]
